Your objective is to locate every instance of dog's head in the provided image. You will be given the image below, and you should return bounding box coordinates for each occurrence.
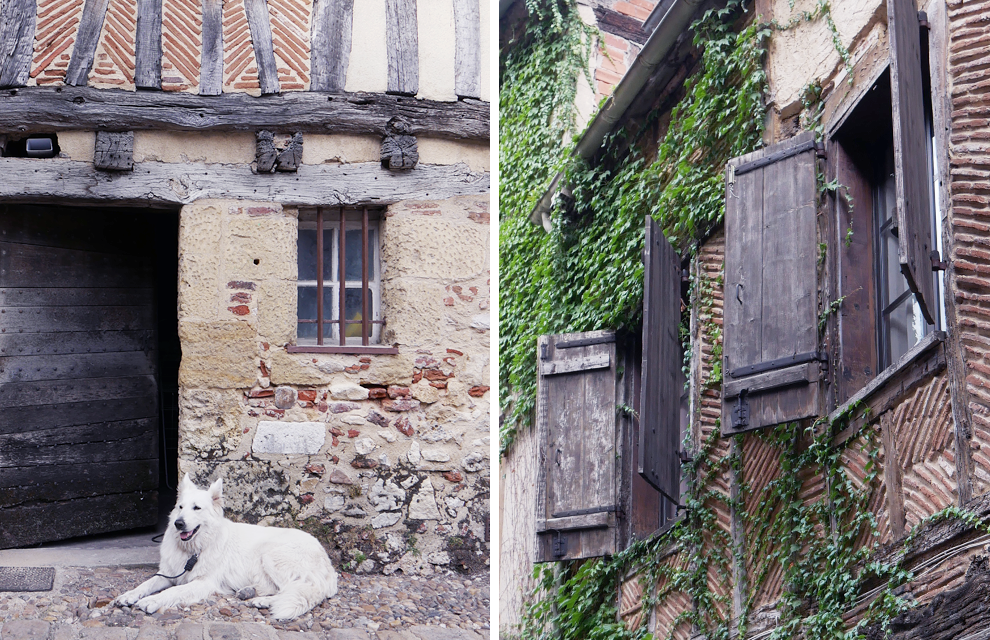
[170,474,224,547]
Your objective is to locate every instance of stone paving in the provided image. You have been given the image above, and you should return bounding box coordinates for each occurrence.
[0,566,490,640]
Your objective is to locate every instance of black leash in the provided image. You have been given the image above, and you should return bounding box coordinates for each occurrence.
[154,554,199,579]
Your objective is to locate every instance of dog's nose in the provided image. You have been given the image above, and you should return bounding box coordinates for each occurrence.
[175,518,186,530]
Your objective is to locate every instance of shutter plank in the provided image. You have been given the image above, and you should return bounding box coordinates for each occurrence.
[134,0,163,89]
[639,216,682,502]
[386,0,419,96]
[722,132,822,435]
[310,0,353,91]
[889,0,935,323]
[65,0,111,86]
[0,0,37,88]
[535,331,618,562]
[539,353,609,375]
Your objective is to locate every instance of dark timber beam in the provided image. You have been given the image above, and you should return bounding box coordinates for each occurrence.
[0,158,489,208]
[0,87,489,141]
[0,0,37,88]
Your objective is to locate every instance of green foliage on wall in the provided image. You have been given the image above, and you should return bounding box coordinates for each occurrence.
[499,0,768,454]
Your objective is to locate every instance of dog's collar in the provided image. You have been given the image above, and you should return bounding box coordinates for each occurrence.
[154,554,199,580]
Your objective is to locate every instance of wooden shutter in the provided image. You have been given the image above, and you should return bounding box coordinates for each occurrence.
[639,216,681,503]
[535,331,618,562]
[889,0,935,324]
[0,205,159,549]
[721,131,822,436]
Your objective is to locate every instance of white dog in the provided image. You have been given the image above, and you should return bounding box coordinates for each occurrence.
[115,474,338,620]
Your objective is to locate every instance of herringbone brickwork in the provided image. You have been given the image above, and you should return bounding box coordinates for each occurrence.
[30,0,85,85]
[89,0,137,88]
[268,0,310,90]
[161,0,202,91]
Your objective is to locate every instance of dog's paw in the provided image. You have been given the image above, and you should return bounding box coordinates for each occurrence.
[114,590,142,607]
[135,595,168,614]
[247,596,273,609]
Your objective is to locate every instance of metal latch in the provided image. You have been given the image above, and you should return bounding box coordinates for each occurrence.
[815,141,827,159]
[552,531,568,558]
[540,343,549,361]
[731,390,750,430]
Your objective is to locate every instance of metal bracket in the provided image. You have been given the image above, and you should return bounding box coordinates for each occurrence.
[815,141,827,159]
[540,342,549,361]
[918,10,929,29]
[552,531,568,558]
[731,390,750,430]
[931,250,948,271]
[729,350,829,379]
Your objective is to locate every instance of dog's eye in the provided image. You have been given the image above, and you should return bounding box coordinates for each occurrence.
[193,506,201,511]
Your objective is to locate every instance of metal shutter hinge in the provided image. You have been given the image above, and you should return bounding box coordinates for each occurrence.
[931,250,948,271]
[815,141,827,159]
[731,390,750,430]
[552,531,568,558]
[918,11,929,29]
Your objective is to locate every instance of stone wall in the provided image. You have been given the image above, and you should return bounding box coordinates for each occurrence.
[174,195,490,575]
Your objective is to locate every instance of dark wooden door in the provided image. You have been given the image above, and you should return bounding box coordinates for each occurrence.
[0,205,159,548]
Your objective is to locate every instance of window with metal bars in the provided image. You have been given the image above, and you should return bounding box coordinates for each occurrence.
[289,206,395,354]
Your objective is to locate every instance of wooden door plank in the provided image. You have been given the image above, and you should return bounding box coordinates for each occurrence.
[385,0,419,96]
[0,375,158,408]
[0,491,159,549]
[0,206,151,254]
[0,0,37,88]
[0,242,152,288]
[65,0,112,86]
[310,0,353,91]
[244,0,280,95]
[889,0,935,323]
[0,288,154,308]
[453,0,480,99]
[0,459,157,502]
[0,398,157,434]
[1,351,155,383]
[0,305,155,333]
[200,0,223,95]
[134,0,163,89]
[0,418,158,467]
[0,331,154,357]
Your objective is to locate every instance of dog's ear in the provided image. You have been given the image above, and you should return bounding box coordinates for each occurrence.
[208,477,224,509]
[178,473,194,495]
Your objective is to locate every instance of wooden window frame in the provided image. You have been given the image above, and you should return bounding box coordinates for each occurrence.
[289,206,398,355]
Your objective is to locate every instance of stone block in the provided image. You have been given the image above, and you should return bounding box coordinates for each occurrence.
[267,349,335,386]
[177,252,222,321]
[256,279,296,346]
[174,626,205,640]
[252,422,326,454]
[178,321,258,389]
[207,625,241,640]
[371,512,401,528]
[2,620,51,640]
[326,629,373,640]
[330,383,370,401]
[381,216,487,280]
[408,478,441,520]
[410,380,441,404]
[179,202,224,255]
[407,626,483,640]
[356,353,416,385]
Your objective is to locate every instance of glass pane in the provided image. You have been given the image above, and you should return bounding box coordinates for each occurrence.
[887,295,924,363]
[297,228,333,281]
[298,286,336,341]
[344,229,375,281]
[884,229,908,303]
[344,288,373,338]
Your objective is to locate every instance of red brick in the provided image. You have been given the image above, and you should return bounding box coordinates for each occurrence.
[383,399,420,412]
[300,494,315,505]
[369,388,388,399]
[443,471,464,483]
[228,305,250,316]
[259,360,269,377]
[351,458,378,469]
[330,427,344,436]
[388,385,410,398]
[230,292,252,303]
[468,385,490,398]
[359,357,372,363]
[424,370,451,381]
[345,365,360,373]
[446,348,464,356]
[249,388,274,398]
[347,429,360,438]
[412,371,423,384]
[395,417,414,436]
[298,390,317,402]
[613,0,651,20]
[444,297,455,306]
[318,401,328,412]
[305,463,325,476]
[430,381,448,389]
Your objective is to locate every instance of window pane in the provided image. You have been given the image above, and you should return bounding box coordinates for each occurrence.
[884,229,909,302]
[297,228,333,281]
[298,285,336,341]
[344,288,373,338]
[887,295,924,363]
[344,229,375,281]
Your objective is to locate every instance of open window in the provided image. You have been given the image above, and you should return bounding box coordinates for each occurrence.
[720,0,941,432]
[533,218,684,561]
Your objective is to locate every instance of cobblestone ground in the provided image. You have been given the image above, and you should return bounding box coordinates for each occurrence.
[0,566,490,640]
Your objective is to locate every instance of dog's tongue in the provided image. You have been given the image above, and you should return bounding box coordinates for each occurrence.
[180,530,194,541]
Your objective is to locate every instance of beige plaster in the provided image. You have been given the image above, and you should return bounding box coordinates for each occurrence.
[346,0,388,93]
[417,0,457,101]
[480,0,491,103]
[573,3,599,135]
[416,138,490,172]
[302,134,381,164]
[133,132,256,164]
[767,0,886,114]
[58,131,96,162]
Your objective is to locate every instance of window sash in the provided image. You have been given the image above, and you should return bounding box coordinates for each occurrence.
[297,207,381,346]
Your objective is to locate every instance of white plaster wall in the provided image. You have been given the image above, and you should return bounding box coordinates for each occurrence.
[346,0,389,93]
[480,0,491,103]
[767,0,886,115]
[418,0,458,101]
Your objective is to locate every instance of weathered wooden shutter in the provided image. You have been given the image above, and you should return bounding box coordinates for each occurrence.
[889,0,935,324]
[721,131,822,436]
[535,331,618,562]
[639,216,681,503]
